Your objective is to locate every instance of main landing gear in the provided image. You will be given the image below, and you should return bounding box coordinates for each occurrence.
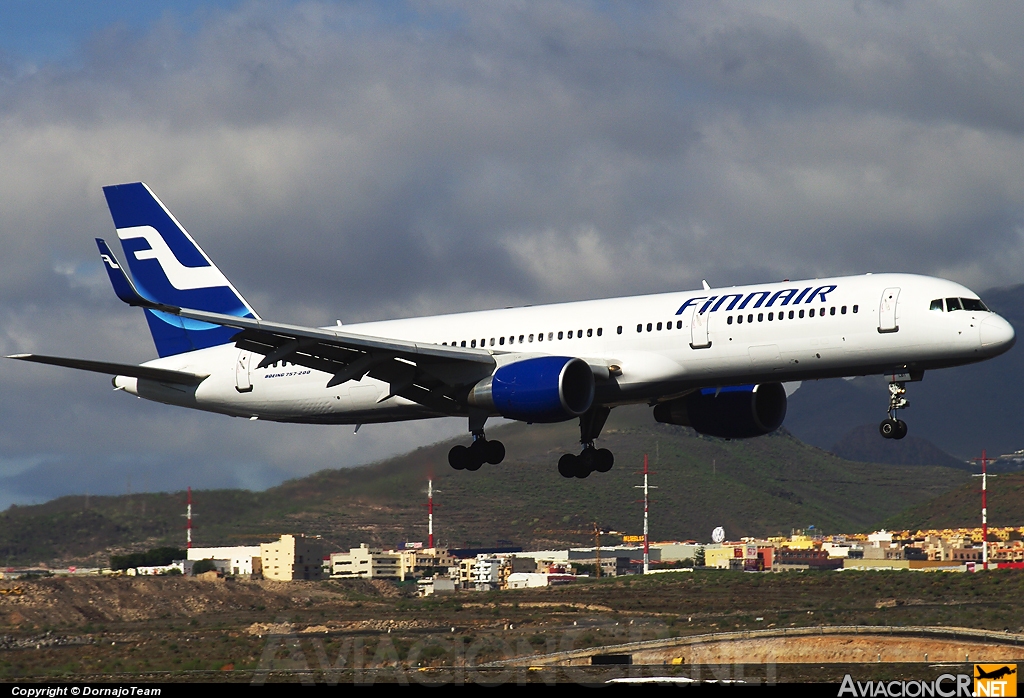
[558,406,615,479]
[449,409,505,471]
[879,379,908,440]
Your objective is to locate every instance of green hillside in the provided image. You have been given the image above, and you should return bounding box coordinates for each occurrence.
[0,406,971,566]
[884,471,1024,531]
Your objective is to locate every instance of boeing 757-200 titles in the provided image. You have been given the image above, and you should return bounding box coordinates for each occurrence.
[9,183,1017,478]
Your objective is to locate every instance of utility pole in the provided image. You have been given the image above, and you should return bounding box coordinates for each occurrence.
[972,450,996,570]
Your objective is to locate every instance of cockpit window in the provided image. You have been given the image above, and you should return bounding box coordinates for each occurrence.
[961,298,989,312]
[945,297,962,311]
[930,299,943,311]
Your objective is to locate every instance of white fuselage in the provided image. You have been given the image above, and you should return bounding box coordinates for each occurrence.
[114,272,1015,424]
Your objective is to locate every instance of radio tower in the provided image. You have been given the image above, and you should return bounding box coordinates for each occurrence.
[185,487,193,549]
[427,478,434,549]
[634,454,657,574]
[972,450,996,570]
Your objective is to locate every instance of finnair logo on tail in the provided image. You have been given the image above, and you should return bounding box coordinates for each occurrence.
[99,254,120,270]
[117,226,229,291]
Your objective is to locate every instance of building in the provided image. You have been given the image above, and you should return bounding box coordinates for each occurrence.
[397,548,457,579]
[506,572,578,589]
[416,576,456,596]
[329,544,402,579]
[260,534,326,581]
[187,546,262,576]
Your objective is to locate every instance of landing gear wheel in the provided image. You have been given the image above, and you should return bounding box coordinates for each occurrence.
[893,420,908,440]
[558,454,578,479]
[575,449,595,479]
[879,419,897,439]
[448,445,469,470]
[466,439,487,471]
[485,439,506,465]
[594,448,614,473]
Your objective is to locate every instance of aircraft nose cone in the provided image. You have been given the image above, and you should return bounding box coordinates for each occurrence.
[980,315,1016,353]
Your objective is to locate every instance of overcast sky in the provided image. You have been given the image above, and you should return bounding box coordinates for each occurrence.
[1,1,1023,509]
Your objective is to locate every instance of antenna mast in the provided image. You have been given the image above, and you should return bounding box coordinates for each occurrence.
[972,450,996,570]
[428,478,434,549]
[634,454,658,574]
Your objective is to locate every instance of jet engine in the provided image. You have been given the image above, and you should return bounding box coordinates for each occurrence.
[653,383,787,438]
[468,356,595,422]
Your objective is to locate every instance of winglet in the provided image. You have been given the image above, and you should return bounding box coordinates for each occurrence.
[96,238,179,313]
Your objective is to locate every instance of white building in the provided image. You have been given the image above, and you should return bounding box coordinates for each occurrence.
[187,546,262,576]
[473,556,502,591]
[329,544,402,579]
[506,572,577,589]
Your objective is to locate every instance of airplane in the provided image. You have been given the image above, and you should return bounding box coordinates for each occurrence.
[8,182,1017,479]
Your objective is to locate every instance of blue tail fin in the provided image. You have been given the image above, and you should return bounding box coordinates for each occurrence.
[102,182,259,357]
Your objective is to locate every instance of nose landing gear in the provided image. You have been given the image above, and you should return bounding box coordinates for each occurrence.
[879,380,908,440]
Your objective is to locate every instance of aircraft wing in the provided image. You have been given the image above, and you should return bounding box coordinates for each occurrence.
[7,353,207,385]
[97,239,496,412]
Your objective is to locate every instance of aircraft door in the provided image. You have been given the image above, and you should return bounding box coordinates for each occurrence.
[690,306,711,349]
[878,287,900,333]
[235,350,254,393]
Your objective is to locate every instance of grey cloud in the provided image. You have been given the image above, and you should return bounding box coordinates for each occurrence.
[2,1,1024,507]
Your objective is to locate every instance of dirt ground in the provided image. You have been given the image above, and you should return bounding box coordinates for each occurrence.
[634,635,1024,664]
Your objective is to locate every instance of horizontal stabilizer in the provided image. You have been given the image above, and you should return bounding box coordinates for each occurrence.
[6,354,207,385]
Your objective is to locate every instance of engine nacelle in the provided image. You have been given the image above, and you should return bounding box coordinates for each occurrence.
[468,356,595,423]
[653,383,787,438]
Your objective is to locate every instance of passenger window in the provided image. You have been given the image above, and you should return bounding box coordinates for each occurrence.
[577,330,583,338]
[809,308,815,317]
[788,310,794,319]
[637,324,642,333]
[499,337,505,345]
[747,314,753,323]
[537,333,542,342]
[676,320,682,329]
[519,335,525,343]
[490,338,495,346]
[665,321,671,330]
[768,312,773,321]
[758,313,763,322]
[853,305,858,313]
[529,334,534,342]
[548,332,554,340]
[737,315,743,324]
[616,326,622,335]
[841,306,847,314]
[727,316,733,325]
[559,331,564,339]
[587,329,593,337]
[597,328,603,336]
[830,307,836,316]
[647,323,652,332]
[471,340,477,348]
[946,298,962,311]
[799,310,805,318]
[657,322,662,331]
[460,341,466,347]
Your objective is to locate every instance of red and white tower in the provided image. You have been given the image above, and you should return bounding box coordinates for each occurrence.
[185,486,193,549]
[972,450,996,570]
[634,454,657,574]
[427,478,434,549]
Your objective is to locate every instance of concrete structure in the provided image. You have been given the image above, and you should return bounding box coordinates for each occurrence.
[416,576,456,596]
[329,544,401,579]
[506,572,578,589]
[187,546,261,576]
[260,534,325,581]
[652,542,700,563]
[397,547,456,579]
